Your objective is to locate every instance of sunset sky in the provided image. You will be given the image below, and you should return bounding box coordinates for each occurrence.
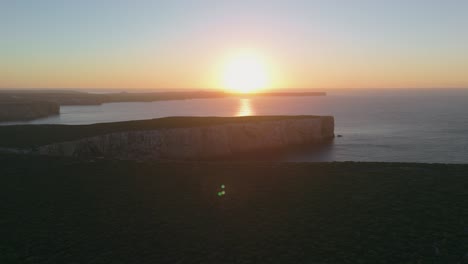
[1,0,468,90]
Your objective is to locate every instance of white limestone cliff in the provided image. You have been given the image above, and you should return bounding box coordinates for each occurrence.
[37,116,334,160]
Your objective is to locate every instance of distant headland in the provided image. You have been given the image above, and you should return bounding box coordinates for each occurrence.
[0,90,227,106]
[233,91,326,97]
[0,90,326,122]
[0,101,59,122]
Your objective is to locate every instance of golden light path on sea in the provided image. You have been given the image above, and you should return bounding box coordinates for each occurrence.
[236,98,254,117]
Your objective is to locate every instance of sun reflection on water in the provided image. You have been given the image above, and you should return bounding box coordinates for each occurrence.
[236,98,254,116]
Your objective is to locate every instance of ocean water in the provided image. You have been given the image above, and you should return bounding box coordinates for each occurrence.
[2,89,468,163]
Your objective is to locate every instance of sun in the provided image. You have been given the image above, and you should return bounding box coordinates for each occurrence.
[222,52,270,93]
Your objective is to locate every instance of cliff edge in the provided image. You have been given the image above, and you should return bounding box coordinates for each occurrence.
[0,116,334,160]
[38,116,334,159]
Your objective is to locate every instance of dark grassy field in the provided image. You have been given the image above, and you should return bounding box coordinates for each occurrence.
[1,154,467,263]
[0,116,322,148]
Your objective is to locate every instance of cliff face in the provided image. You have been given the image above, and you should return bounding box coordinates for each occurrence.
[37,116,334,160]
[0,102,59,122]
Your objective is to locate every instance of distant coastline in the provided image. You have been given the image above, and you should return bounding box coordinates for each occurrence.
[0,90,227,106]
[0,101,59,122]
[259,92,326,96]
[0,90,326,122]
[0,90,326,106]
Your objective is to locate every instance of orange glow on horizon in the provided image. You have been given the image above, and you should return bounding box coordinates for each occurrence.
[220,51,272,94]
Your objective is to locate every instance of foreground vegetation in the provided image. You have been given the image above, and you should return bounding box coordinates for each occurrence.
[1,154,467,263]
[0,116,320,148]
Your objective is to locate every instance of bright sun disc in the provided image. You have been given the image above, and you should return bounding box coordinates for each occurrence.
[222,53,270,93]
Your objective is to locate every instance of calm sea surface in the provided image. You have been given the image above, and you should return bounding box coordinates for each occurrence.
[2,89,468,163]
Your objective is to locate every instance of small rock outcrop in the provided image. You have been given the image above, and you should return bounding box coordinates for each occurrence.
[37,116,334,160]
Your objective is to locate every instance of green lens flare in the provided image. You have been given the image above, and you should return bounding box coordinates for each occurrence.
[217,185,227,197]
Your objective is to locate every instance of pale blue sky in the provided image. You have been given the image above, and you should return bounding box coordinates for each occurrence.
[1,0,468,89]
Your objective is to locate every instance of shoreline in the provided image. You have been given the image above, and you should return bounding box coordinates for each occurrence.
[0,90,326,122]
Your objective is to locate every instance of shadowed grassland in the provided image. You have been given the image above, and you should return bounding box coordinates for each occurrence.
[0,155,467,263]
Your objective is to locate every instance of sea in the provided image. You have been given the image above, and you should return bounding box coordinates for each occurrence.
[2,89,468,164]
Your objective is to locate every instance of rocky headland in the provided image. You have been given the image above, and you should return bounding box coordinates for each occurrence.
[0,101,59,122]
[0,116,334,160]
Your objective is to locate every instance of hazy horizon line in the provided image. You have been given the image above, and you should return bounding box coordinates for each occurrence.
[1,87,468,92]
